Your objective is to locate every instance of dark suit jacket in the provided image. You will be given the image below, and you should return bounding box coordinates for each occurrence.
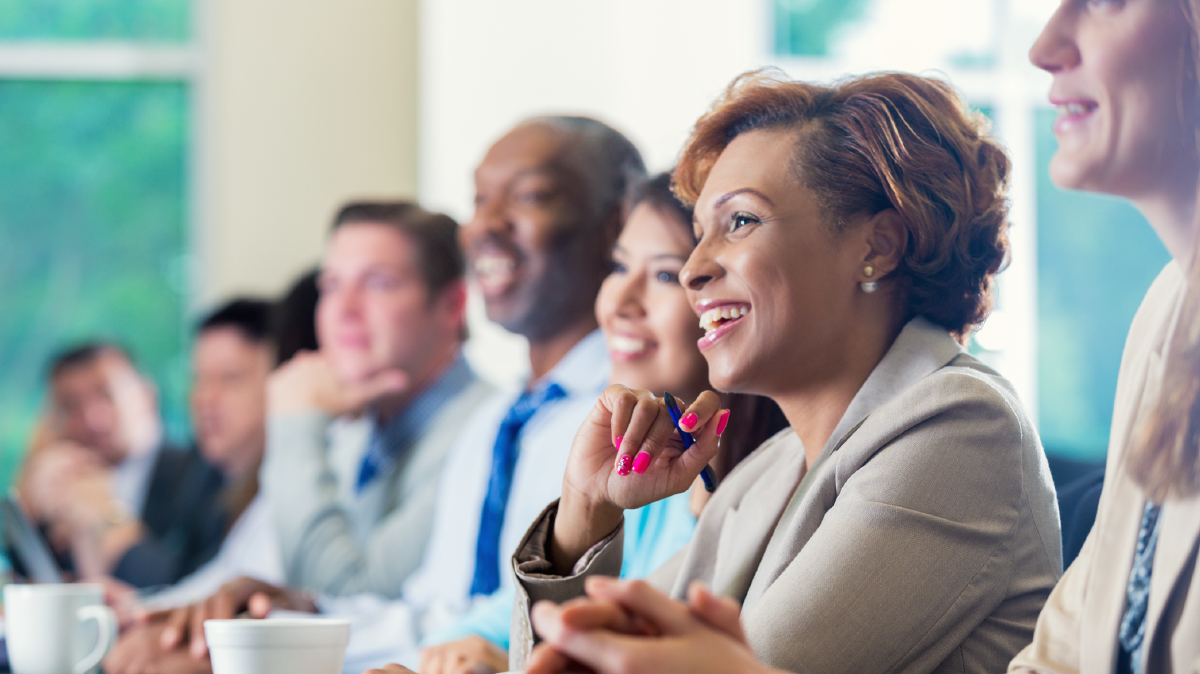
[112,444,227,588]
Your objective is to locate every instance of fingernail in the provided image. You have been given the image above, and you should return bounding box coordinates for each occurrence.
[615,436,623,451]
[681,413,698,431]
[716,410,730,436]
[632,451,651,474]
[616,455,633,476]
[161,626,177,646]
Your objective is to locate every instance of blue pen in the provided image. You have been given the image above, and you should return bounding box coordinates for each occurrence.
[663,392,719,493]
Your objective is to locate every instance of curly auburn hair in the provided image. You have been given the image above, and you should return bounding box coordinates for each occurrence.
[673,69,1011,340]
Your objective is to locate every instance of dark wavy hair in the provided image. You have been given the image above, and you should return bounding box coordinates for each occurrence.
[674,69,1011,341]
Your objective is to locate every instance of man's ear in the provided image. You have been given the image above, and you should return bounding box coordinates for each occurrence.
[602,204,625,250]
[861,208,908,275]
[436,279,469,334]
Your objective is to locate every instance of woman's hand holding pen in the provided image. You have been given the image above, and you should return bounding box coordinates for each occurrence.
[550,385,728,575]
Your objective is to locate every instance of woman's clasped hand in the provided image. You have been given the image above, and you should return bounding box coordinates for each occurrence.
[523,577,776,674]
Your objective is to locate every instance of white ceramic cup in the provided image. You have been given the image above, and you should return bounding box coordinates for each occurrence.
[204,619,351,674]
[3,584,118,674]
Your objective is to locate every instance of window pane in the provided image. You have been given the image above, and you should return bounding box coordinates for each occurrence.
[0,80,190,488]
[774,0,872,56]
[0,0,190,41]
[773,0,995,62]
[1034,108,1170,461]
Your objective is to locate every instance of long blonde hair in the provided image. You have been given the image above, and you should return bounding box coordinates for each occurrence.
[1127,0,1200,501]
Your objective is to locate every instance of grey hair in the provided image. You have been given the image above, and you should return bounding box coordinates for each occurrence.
[525,115,647,224]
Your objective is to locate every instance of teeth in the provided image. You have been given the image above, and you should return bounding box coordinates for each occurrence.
[473,255,517,292]
[1056,102,1093,117]
[609,334,649,355]
[699,305,749,334]
[474,255,515,276]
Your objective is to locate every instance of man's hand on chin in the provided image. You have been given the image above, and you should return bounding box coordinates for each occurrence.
[268,351,408,417]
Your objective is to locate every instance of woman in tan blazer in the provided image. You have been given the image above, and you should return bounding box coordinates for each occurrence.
[493,70,1063,674]
[504,3,1200,674]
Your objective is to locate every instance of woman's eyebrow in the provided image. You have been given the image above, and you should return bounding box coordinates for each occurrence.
[714,187,774,209]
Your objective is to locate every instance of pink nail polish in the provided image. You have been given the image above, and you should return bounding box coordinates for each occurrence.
[616,455,633,476]
[716,410,730,436]
[615,436,623,451]
[632,451,651,474]
[681,412,698,430]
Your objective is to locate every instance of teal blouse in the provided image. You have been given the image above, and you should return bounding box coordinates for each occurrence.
[421,491,697,650]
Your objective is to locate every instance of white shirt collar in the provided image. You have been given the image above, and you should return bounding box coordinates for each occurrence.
[524,329,610,399]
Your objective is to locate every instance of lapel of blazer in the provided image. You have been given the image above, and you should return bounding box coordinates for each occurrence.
[1081,278,1185,671]
[1144,493,1200,665]
[1080,469,1143,673]
[742,418,867,609]
[711,318,964,604]
[708,442,809,601]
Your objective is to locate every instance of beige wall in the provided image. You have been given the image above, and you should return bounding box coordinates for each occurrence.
[199,0,419,304]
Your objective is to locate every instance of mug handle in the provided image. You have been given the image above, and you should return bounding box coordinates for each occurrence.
[73,604,118,674]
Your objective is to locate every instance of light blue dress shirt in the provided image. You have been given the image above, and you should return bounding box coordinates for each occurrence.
[420,490,697,650]
[327,330,613,671]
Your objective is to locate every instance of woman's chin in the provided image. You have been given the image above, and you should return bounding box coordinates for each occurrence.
[705,366,756,398]
[1049,150,1110,195]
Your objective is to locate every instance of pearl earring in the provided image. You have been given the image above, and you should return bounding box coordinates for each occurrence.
[861,265,877,294]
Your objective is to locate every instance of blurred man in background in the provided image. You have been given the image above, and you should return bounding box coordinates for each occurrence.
[141,298,285,609]
[258,201,496,599]
[18,343,226,588]
[191,300,273,488]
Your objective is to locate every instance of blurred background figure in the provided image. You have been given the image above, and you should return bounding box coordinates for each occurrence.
[191,299,273,489]
[17,343,226,588]
[262,200,494,600]
[272,269,321,366]
[142,297,285,609]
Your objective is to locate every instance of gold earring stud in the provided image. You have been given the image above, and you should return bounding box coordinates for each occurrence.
[861,265,878,294]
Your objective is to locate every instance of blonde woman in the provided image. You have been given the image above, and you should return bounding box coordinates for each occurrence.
[1009,0,1200,671]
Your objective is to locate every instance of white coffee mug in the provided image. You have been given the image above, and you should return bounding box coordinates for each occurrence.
[204,618,351,674]
[3,584,118,674]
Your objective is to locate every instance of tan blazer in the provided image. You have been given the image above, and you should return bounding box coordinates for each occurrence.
[1009,263,1199,674]
[511,317,1062,674]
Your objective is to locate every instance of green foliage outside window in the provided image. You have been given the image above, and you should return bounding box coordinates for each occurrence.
[0,0,189,41]
[1034,109,1171,461]
[0,80,190,488]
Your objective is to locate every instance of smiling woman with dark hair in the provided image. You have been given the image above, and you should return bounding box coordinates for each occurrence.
[493,69,1062,674]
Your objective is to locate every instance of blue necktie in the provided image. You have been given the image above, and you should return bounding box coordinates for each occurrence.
[469,382,567,596]
[356,428,388,493]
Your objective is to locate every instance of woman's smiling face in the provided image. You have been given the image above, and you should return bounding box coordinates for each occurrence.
[596,202,709,399]
[1030,0,1198,198]
[681,128,869,397]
